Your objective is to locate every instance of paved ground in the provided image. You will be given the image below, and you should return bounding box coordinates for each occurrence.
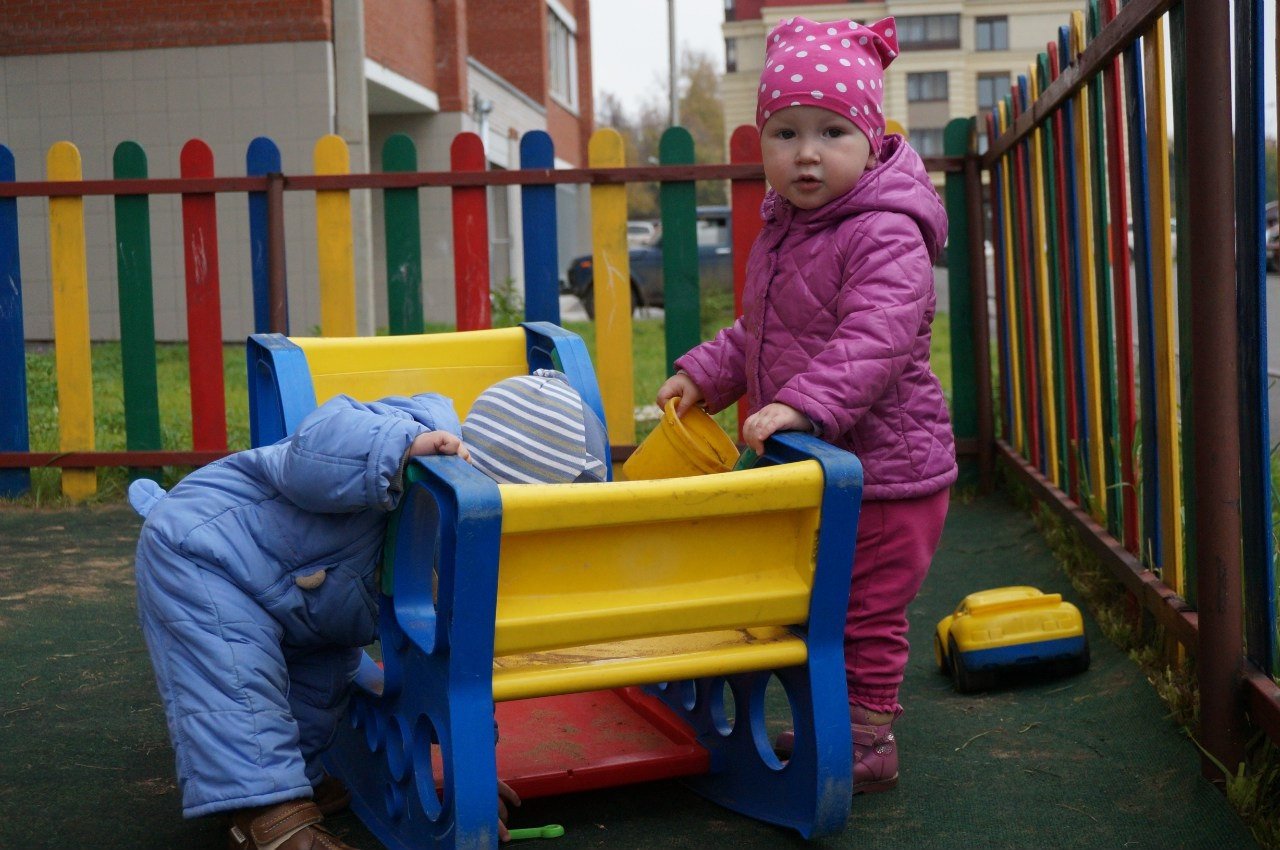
[0,491,1258,849]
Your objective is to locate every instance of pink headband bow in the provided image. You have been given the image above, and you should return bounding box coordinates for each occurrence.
[756,16,899,155]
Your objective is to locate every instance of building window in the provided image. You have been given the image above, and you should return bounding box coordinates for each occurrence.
[976,73,1012,153]
[896,15,960,50]
[547,7,578,109]
[724,0,735,22]
[907,71,949,102]
[977,73,1011,112]
[725,37,738,73]
[976,16,1009,51]
[911,127,946,157]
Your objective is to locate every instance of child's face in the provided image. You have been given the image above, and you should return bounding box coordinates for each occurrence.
[761,106,873,210]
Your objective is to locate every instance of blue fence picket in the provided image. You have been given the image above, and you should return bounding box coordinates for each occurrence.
[1122,34,1162,568]
[247,137,286,335]
[1058,25,1092,504]
[1233,0,1276,676]
[519,131,560,325]
[0,145,30,496]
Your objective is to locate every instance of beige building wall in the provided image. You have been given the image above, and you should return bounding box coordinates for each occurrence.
[3,47,590,341]
[4,1,593,341]
[366,57,587,332]
[724,1,1082,157]
[1,43,335,342]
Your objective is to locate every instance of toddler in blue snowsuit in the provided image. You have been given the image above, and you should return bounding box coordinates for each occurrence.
[131,371,607,850]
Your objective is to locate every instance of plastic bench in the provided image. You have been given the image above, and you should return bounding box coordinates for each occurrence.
[246,323,863,849]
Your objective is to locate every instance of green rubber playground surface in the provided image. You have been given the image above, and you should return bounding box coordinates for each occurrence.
[0,493,1257,849]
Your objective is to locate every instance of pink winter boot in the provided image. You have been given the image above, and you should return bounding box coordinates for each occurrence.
[850,705,900,794]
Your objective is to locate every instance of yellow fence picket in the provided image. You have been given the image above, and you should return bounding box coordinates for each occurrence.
[1144,18,1184,592]
[314,135,357,337]
[998,101,1024,454]
[1028,66,1060,487]
[46,141,96,500]
[588,129,635,445]
[1070,12,1107,522]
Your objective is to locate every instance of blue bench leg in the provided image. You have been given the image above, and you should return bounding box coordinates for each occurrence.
[650,656,852,838]
[325,606,504,850]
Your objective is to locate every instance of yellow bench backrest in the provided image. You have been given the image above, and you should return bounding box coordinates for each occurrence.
[292,327,530,417]
[490,461,824,657]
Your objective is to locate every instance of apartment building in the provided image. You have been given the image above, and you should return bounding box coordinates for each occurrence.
[0,0,593,340]
[722,0,1083,158]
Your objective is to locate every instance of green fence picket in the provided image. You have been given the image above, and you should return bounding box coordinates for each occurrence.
[659,127,699,375]
[382,134,424,335]
[1168,2,1197,604]
[1037,53,1069,491]
[112,141,162,482]
[1087,1,1120,537]
[944,118,977,489]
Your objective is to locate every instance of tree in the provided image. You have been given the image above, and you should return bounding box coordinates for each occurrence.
[596,47,727,219]
[678,49,727,209]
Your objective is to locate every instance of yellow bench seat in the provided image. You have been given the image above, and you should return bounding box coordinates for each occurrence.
[491,626,808,702]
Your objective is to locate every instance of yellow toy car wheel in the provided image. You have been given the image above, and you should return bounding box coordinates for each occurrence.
[933,633,947,674]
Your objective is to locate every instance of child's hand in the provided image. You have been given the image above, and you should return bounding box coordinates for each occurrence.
[409,430,471,462]
[497,780,521,842]
[656,372,704,417]
[742,402,812,454]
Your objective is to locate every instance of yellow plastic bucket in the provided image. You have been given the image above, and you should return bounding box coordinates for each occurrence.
[622,399,740,480]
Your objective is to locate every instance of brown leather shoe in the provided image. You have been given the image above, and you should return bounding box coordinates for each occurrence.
[311,775,351,817]
[227,799,362,850]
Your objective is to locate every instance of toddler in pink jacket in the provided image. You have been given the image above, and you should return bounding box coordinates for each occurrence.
[658,15,956,795]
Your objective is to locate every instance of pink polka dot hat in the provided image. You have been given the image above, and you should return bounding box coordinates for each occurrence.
[756,16,900,155]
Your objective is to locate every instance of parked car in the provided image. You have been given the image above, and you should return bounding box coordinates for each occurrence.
[563,206,733,319]
[1268,201,1280,272]
[627,220,659,248]
[934,585,1089,693]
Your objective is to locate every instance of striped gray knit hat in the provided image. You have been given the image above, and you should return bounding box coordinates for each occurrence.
[462,369,608,484]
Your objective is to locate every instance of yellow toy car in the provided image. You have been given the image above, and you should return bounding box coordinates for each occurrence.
[934,586,1089,693]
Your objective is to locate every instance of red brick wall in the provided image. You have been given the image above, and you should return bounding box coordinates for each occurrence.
[434,0,469,112]
[365,0,435,91]
[467,0,545,104]
[546,99,582,165]
[0,0,331,55]
[467,0,593,165]
[570,0,593,161]
[732,0,846,23]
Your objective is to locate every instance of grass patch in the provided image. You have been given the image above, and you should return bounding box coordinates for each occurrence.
[11,342,250,505]
[11,303,953,504]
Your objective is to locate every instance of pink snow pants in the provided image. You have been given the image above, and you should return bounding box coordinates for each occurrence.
[844,487,950,713]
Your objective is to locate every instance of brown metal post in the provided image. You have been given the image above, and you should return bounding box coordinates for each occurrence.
[267,173,287,334]
[964,152,994,492]
[1184,0,1246,781]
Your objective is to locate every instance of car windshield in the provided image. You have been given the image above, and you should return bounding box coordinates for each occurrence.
[696,216,729,247]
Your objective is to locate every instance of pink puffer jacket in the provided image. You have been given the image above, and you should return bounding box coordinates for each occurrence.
[675,135,956,500]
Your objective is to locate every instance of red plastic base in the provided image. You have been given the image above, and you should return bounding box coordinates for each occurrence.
[493,688,709,799]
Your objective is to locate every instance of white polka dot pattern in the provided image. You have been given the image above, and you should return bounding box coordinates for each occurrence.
[755,16,899,155]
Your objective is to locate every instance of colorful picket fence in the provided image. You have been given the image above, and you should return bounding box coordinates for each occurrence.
[6,1,1273,772]
[990,0,1205,621]
[981,0,1279,770]
[0,126,781,499]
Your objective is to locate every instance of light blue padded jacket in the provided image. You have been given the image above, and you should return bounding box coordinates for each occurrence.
[132,392,460,648]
